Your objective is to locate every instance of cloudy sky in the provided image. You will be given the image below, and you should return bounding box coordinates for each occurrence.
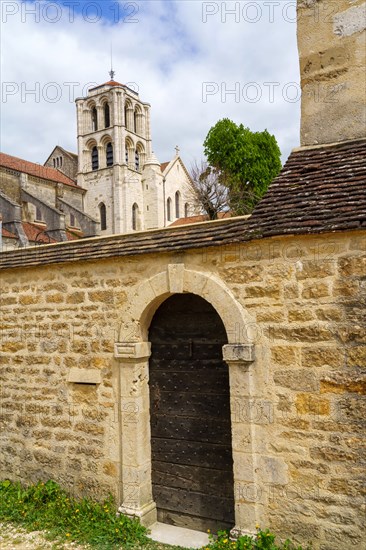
[1,0,301,169]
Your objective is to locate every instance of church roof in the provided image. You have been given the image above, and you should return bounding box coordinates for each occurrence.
[1,227,17,239]
[104,80,125,87]
[0,152,78,188]
[1,222,83,244]
[0,153,80,189]
[90,80,126,91]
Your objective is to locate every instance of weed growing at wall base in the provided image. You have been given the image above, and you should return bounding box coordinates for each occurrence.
[206,527,312,549]
[0,479,149,548]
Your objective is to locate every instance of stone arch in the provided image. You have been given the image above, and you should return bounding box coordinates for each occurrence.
[125,136,135,167]
[115,265,258,532]
[84,139,98,172]
[124,98,134,131]
[117,265,254,345]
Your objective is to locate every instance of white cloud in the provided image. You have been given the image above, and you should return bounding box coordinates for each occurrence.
[0,0,301,168]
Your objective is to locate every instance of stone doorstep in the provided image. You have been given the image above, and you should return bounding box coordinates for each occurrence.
[148,522,210,548]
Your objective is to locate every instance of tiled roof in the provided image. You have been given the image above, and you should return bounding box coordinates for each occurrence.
[91,80,125,90]
[22,223,57,243]
[0,139,365,270]
[246,138,366,238]
[170,212,232,226]
[1,227,17,239]
[0,152,78,188]
[161,162,170,172]
[1,222,83,245]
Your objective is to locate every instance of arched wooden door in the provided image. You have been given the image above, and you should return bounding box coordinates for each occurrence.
[149,294,234,532]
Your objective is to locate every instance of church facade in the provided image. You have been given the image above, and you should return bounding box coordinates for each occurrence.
[0,78,196,250]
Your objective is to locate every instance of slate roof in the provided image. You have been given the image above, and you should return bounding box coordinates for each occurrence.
[0,139,365,270]
[0,152,78,188]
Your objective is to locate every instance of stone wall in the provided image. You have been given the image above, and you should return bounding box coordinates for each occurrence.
[0,229,365,548]
[297,0,366,145]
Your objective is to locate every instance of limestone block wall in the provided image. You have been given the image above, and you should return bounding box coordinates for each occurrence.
[0,230,365,548]
[297,0,366,145]
[0,169,21,203]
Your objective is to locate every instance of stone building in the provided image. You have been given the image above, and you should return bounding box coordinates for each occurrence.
[74,78,194,235]
[0,79,196,250]
[0,152,98,251]
[0,1,365,548]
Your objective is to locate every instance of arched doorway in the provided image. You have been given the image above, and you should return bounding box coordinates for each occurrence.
[148,293,235,532]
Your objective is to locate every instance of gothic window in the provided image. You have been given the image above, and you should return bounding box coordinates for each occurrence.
[53,158,56,167]
[175,191,180,218]
[70,213,75,227]
[135,150,140,171]
[134,111,137,133]
[104,103,110,128]
[36,206,42,221]
[59,156,63,168]
[92,107,98,131]
[167,197,172,222]
[184,202,189,218]
[99,203,107,231]
[106,142,113,167]
[92,146,99,171]
[132,203,139,231]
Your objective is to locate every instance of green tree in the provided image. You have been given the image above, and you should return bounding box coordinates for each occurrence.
[203,118,282,214]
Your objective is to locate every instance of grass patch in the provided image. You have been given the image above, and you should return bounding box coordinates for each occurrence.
[0,479,151,549]
[0,480,312,550]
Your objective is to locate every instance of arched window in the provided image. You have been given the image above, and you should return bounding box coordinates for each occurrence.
[133,111,137,133]
[104,103,110,128]
[184,203,189,218]
[60,157,63,168]
[132,203,139,231]
[70,213,75,227]
[135,150,140,171]
[91,146,99,171]
[124,106,128,128]
[36,206,42,221]
[125,149,129,164]
[167,197,172,222]
[53,158,56,167]
[175,191,180,218]
[106,142,113,167]
[99,203,107,231]
[92,107,98,131]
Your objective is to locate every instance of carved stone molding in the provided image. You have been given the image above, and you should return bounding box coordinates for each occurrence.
[223,344,255,363]
[114,341,151,360]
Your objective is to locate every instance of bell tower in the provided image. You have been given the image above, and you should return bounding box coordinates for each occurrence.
[75,73,153,234]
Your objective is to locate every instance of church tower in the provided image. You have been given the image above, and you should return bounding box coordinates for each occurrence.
[75,74,159,234]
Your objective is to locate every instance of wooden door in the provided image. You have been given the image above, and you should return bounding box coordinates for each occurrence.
[149,294,234,532]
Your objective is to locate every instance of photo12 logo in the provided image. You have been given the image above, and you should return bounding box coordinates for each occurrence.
[1,2,140,24]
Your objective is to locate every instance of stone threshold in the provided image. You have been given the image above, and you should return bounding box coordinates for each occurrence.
[148,522,210,548]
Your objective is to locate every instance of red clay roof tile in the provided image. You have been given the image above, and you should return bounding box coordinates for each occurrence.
[0,152,78,188]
